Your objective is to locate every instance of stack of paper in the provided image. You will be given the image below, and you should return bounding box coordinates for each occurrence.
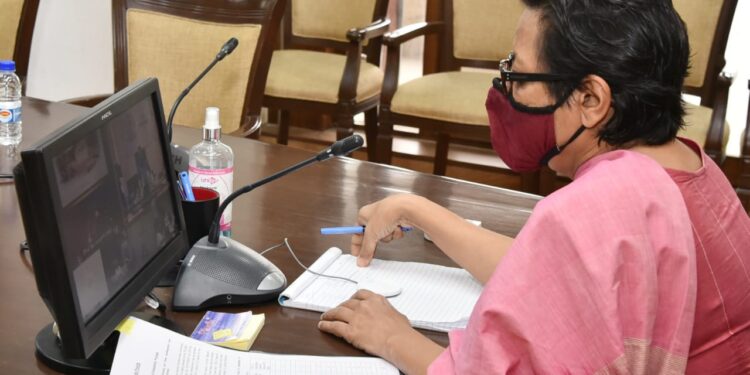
[190,311,265,351]
[279,247,483,332]
[112,317,398,375]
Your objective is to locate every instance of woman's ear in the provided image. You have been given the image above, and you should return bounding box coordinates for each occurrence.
[572,75,612,129]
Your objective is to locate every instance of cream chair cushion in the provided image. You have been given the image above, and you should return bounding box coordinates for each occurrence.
[292,0,376,42]
[0,0,25,60]
[453,0,524,62]
[126,9,261,132]
[390,71,495,126]
[679,102,730,150]
[673,0,724,88]
[264,50,383,104]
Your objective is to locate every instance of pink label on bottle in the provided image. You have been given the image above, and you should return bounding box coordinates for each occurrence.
[189,166,234,231]
[188,166,233,175]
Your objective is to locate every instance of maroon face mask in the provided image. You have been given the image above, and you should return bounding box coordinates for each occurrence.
[486,81,586,172]
[485,87,557,172]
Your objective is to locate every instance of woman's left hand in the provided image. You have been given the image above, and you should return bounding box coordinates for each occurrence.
[318,289,415,360]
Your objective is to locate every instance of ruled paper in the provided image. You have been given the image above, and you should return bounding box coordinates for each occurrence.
[279,247,483,332]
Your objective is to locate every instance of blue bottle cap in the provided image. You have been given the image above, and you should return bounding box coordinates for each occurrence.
[0,61,16,72]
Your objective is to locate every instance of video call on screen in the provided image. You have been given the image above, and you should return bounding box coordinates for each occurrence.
[51,97,178,323]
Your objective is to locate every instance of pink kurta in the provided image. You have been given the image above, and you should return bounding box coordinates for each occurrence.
[670,139,750,374]
[429,150,697,374]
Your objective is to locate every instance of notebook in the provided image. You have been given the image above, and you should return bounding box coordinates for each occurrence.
[278,247,483,332]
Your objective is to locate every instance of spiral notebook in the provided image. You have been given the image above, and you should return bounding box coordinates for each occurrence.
[278,247,483,332]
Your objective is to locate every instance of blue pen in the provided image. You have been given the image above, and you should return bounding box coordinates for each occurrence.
[178,171,195,201]
[320,225,412,235]
[175,178,187,199]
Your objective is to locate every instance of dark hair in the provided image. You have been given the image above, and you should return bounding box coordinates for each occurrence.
[521,0,690,146]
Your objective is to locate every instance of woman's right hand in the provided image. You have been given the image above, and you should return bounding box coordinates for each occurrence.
[352,194,416,267]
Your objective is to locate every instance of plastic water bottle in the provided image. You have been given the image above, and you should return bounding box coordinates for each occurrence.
[0,60,22,146]
[189,107,234,237]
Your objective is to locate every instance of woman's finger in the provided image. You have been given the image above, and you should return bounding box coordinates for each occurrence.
[351,288,377,300]
[350,233,364,257]
[321,305,355,323]
[317,320,353,343]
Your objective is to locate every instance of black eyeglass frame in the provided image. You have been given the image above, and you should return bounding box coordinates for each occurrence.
[496,52,580,114]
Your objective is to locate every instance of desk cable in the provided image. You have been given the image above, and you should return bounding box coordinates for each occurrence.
[260,238,358,286]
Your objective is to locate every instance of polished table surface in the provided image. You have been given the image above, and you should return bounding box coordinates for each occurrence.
[0,97,539,374]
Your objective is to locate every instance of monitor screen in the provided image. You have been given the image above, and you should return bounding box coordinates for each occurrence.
[14,78,189,361]
[51,96,178,323]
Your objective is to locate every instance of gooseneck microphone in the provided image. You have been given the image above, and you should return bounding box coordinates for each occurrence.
[207,134,364,244]
[167,37,239,142]
[172,134,364,310]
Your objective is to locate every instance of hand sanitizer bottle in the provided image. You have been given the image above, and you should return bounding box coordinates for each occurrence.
[189,107,234,237]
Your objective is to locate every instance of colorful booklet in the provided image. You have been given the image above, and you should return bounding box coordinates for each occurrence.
[190,310,265,351]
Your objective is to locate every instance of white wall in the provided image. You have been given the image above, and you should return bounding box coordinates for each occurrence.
[724,0,750,157]
[26,0,113,102]
[23,0,750,157]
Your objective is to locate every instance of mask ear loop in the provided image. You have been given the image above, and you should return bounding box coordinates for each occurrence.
[491,77,574,115]
[539,125,587,166]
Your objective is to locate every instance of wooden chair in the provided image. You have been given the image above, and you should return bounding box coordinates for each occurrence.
[536,0,739,196]
[263,0,390,160]
[0,0,40,80]
[737,79,750,211]
[72,0,286,135]
[375,0,529,186]
[674,0,738,165]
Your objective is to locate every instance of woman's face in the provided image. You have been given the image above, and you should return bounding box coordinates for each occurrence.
[511,9,603,177]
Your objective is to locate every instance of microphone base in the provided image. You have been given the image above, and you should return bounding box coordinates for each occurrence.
[172,236,287,311]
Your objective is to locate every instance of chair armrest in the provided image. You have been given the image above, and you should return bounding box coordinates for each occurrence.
[61,94,112,108]
[704,72,732,164]
[383,21,443,46]
[338,19,391,103]
[377,22,444,107]
[346,18,391,43]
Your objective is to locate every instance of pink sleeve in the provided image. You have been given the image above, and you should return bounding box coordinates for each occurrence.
[428,154,696,374]
[429,330,465,373]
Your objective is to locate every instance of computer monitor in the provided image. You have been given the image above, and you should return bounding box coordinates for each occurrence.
[13,78,189,372]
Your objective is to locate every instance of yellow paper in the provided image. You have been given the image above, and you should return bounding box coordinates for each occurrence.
[116,317,136,336]
[212,328,233,340]
[214,314,265,351]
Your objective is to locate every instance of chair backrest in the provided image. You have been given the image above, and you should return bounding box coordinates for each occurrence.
[673,0,738,108]
[0,0,39,79]
[438,0,525,72]
[113,0,285,132]
[283,0,390,65]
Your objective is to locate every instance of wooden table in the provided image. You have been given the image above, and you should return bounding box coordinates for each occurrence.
[0,98,538,374]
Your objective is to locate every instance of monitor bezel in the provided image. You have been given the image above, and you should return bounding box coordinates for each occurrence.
[14,78,189,359]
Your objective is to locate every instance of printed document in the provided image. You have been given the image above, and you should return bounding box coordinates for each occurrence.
[111,317,398,375]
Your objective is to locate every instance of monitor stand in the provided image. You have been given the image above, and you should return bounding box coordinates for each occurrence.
[157,262,181,287]
[35,314,182,374]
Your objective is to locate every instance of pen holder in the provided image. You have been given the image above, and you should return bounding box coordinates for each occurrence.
[182,187,220,247]
[160,187,220,287]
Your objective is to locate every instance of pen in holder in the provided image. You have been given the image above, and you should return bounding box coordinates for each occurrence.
[160,187,220,287]
[182,187,220,247]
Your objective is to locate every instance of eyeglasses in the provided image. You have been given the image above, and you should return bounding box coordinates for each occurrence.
[495,52,579,113]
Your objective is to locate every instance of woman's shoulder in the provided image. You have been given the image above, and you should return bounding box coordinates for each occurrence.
[541,150,685,213]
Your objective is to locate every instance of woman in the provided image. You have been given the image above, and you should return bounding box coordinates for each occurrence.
[318,0,750,374]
